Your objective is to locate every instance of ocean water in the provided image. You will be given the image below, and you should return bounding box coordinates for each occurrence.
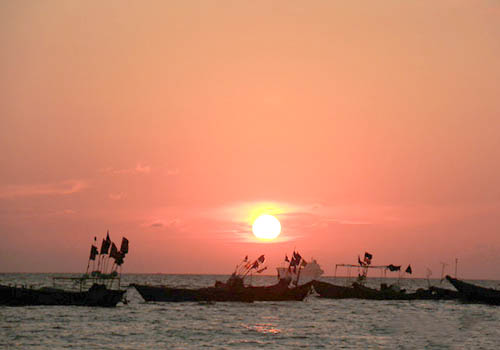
[1,274,500,349]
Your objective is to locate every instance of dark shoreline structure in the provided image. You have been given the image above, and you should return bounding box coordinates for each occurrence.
[446,275,500,305]
[0,283,125,307]
[312,280,460,301]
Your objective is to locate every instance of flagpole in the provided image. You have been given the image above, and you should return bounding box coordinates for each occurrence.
[85,257,91,275]
[103,255,108,275]
[97,253,102,273]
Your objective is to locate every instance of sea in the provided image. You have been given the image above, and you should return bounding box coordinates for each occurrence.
[1,273,500,349]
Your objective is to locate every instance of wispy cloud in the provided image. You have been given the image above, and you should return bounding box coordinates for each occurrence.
[109,192,126,201]
[100,163,151,175]
[166,168,180,176]
[145,218,181,229]
[46,209,77,216]
[0,180,88,199]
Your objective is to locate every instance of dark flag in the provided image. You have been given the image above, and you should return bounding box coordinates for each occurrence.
[256,266,267,273]
[116,251,125,265]
[252,261,259,269]
[293,251,302,262]
[100,231,112,255]
[100,239,110,255]
[285,255,290,263]
[387,264,401,272]
[243,255,248,262]
[290,256,298,267]
[120,237,129,255]
[358,255,364,266]
[258,255,265,263]
[89,245,99,260]
[109,243,118,259]
[364,252,373,265]
[405,265,412,274]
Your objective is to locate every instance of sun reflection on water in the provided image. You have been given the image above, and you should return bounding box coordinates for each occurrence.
[246,323,281,335]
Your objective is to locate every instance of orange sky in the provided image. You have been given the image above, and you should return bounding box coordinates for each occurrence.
[1,1,499,278]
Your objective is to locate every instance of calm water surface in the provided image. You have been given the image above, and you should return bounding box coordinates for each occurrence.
[1,274,500,349]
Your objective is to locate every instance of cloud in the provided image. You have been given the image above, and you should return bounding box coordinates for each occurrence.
[109,192,126,201]
[146,219,181,229]
[100,163,151,175]
[166,168,180,176]
[134,163,151,173]
[0,180,88,199]
[46,209,77,216]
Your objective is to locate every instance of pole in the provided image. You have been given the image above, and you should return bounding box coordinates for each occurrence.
[440,262,448,282]
[455,258,458,278]
[85,258,91,275]
[295,265,302,286]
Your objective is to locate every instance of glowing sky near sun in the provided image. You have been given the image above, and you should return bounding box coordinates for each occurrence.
[1,1,500,278]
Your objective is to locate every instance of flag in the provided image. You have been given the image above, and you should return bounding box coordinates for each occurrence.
[358,255,364,266]
[114,251,124,266]
[285,255,290,262]
[290,256,298,267]
[243,255,248,262]
[100,238,110,255]
[89,245,98,260]
[100,239,106,254]
[256,266,267,273]
[120,237,129,255]
[387,264,401,272]
[100,231,112,254]
[252,261,259,269]
[258,255,265,263]
[405,265,412,274]
[301,259,308,267]
[109,243,118,259]
[364,252,373,265]
[293,251,302,262]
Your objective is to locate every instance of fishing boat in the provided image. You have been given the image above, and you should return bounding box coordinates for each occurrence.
[312,280,459,301]
[0,283,125,307]
[446,275,500,305]
[313,252,459,301]
[132,253,313,302]
[0,232,129,307]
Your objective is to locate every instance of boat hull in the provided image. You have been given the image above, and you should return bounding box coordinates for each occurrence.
[446,275,500,305]
[312,280,459,300]
[0,283,125,307]
[132,282,311,302]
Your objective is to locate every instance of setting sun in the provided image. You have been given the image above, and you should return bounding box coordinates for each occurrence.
[252,214,281,240]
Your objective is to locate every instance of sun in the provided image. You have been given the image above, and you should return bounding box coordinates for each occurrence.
[252,214,281,240]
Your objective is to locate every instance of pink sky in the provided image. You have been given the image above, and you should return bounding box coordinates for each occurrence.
[1,1,499,278]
